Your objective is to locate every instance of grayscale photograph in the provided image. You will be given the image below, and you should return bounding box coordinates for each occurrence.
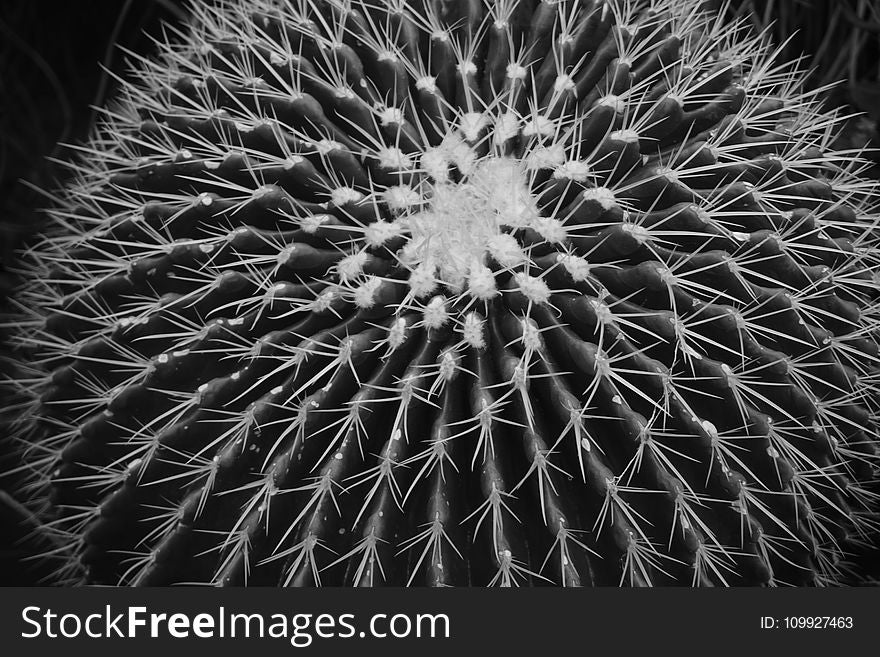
[1,0,878,608]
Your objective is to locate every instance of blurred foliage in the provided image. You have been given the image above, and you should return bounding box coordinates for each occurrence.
[718,0,880,163]
[727,1,880,91]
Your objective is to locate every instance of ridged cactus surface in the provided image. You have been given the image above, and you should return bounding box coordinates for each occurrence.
[3,0,880,586]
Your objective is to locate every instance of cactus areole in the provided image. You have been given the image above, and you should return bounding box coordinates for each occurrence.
[3,0,879,587]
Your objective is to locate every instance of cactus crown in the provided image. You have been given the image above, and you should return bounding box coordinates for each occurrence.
[1,0,879,586]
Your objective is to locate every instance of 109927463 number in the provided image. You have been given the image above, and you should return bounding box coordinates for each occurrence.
[782,617,853,629]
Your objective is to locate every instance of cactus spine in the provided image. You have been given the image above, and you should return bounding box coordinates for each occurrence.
[2,0,880,586]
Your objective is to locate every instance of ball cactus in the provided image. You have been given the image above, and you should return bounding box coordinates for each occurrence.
[2,0,879,587]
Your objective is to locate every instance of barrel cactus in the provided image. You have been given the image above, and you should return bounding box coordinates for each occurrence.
[2,0,879,587]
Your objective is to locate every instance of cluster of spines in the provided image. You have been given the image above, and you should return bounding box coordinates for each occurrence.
[0,0,878,587]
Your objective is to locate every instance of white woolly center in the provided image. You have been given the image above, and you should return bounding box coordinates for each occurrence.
[399,156,539,292]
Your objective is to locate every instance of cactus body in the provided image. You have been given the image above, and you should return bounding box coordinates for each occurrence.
[2,0,880,586]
